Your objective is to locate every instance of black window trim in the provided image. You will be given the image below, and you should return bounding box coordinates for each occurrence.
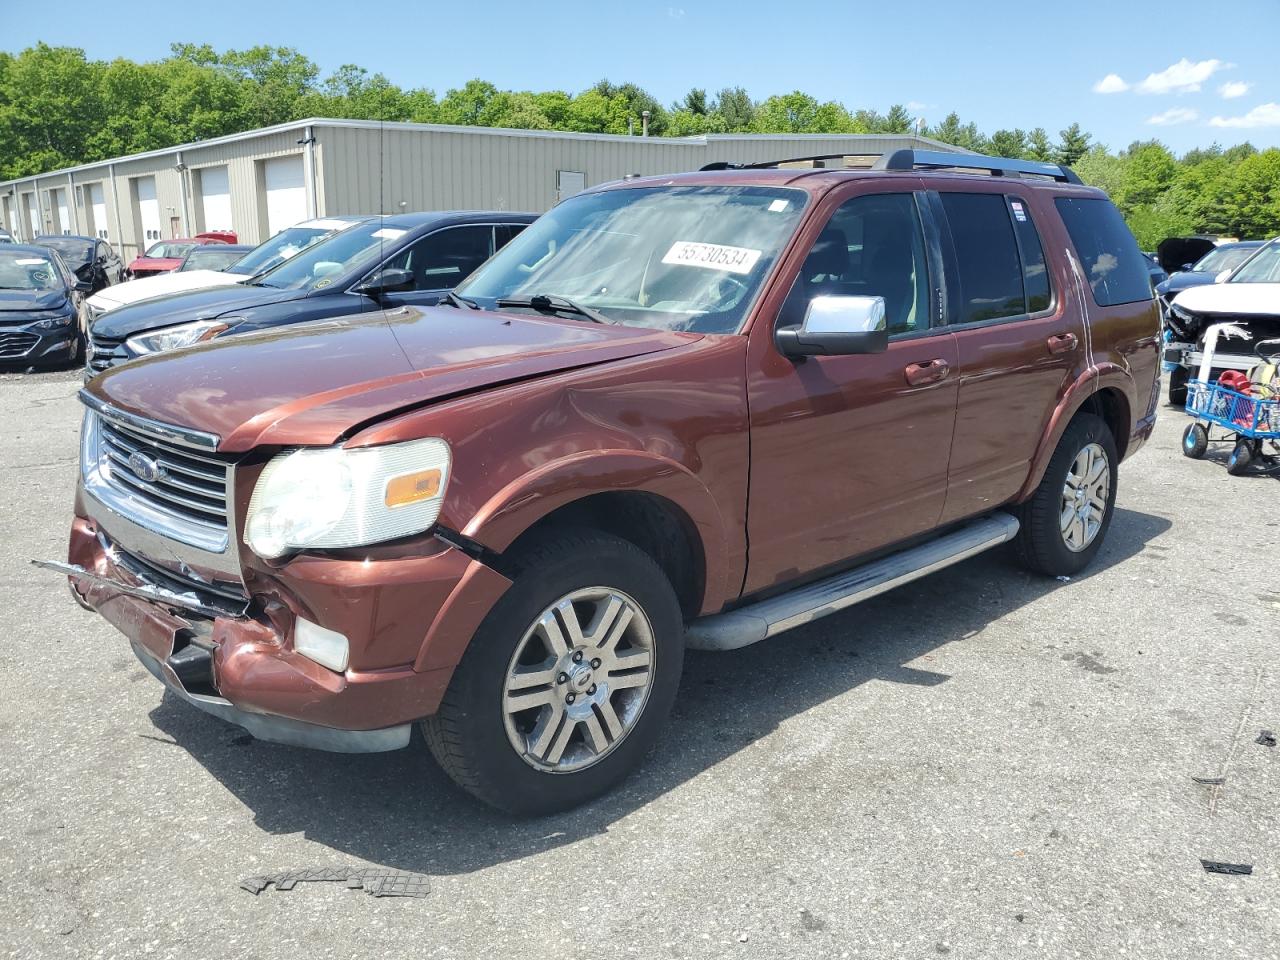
[929,189,1058,333]
[346,220,522,295]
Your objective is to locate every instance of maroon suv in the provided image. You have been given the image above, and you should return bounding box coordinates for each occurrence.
[54,150,1161,814]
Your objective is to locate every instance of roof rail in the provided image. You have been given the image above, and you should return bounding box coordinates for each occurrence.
[700,154,880,172]
[872,148,1082,184]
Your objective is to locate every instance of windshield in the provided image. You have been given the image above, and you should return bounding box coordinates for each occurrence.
[179,248,246,272]
[36,237,92,261]
[144,241,197,259]
[253,220,408,291]
[1229,240,1280,283]
[0,251,61,290]
[1194,245,1259,274]
[228,224,348,276]
[457,185,808,333]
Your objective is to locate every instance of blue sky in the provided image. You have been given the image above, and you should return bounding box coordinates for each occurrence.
[7,0,1279,154]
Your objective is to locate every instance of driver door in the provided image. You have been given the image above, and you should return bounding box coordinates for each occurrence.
[743,184,959,594]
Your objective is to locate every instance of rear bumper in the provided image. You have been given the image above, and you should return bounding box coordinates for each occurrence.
[66,510,512,751]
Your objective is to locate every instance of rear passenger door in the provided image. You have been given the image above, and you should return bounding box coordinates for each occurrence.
[931,187,1087,524]
[379,225,497,308]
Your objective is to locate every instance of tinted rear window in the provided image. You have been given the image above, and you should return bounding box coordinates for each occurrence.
[1008,198,1051,313]
[940,193,1025,324]
[1054,198,1152,306]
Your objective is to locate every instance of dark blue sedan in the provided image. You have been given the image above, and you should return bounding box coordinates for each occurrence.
[87,211,536,374]
[0,244,91,369]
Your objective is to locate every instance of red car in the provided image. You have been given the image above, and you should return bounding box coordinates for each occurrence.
[56,150,1160,814]
[126,231,237,279]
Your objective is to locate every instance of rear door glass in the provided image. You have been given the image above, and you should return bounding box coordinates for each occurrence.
[1053,197,1152,306]
[939,192,1025,324]
[1008,198,1051,313]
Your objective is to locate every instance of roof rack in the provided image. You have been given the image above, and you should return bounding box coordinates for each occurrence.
[872,148,1082,184]
[700,154,880,172]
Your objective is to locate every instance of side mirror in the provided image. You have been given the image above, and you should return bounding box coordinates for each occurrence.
[355,267,414,297]
[1181,262,1194,271]
[776,295,889,358]
[73,279,92,293]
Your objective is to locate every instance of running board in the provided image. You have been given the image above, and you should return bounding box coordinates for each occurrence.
[685,513,1020,651]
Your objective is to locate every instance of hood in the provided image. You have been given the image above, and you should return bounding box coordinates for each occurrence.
[88,269,243,313]
[1172,282,1280,317]
[92,283,303,338]
[1155,271,1218,297]
[128,257,182,272]
[1156,237,1217,275]
[87,306,700,451]
[0,288,69,313]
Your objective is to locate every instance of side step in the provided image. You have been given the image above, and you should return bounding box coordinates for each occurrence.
[685,513,1020,651]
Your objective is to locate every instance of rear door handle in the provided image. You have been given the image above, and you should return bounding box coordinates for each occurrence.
[904,358,950,386]
[1048,333,1079,355]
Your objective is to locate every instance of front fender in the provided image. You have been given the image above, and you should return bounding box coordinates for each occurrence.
[461,449,738,615]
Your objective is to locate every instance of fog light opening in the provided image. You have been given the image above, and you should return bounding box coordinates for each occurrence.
[294,617,350,673]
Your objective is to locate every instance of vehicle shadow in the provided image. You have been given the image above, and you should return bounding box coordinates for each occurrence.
[148,507,1172,876]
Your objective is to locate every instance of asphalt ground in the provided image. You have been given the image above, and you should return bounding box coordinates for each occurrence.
[2,365,1277,959]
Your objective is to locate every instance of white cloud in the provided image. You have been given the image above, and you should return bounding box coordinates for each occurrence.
[1092,73,1129,94]
[1209,102,1280,128]
[1146,107,1199,126]
[1136,58,1229,94]
[667,6,685,17]
[905,101,935,112]
[1218,80,1251,99]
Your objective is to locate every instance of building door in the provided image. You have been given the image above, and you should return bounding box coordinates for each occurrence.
[25,194,39,239]
[199,166,233,233]
[89,183,108,239]
[556,170,586,204]
[135,176,161,244]
[52,188,71,234]
[263,156,306,235]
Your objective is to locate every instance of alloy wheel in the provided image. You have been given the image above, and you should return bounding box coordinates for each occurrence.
[1060,442,1109,552]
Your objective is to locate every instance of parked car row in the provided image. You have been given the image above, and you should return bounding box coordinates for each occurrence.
[43,149,1165,814]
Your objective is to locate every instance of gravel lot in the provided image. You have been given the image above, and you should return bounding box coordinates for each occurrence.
[2,366,1277,960]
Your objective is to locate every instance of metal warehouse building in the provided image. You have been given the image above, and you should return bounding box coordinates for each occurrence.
[0,119,959,258]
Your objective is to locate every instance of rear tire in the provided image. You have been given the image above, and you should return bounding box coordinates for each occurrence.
[1182,422,1208,459]
[423,529,684,815]
[1013,413,1118,577]
[1227,439,1254,476]
[1168,366,1189,407]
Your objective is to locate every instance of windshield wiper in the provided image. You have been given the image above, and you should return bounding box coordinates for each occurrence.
[442,291,480,310]
[497,294,611,324]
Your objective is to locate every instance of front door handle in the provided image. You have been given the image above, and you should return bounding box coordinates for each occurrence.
[904,358,950,386]
[1048,333,1079,355]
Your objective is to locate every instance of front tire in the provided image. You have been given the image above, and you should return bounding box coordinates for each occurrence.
[1013,413,1118,577]
[423,529,684,815]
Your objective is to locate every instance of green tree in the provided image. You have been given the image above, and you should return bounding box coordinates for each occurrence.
[713,87,754,130]
[1073,146,1126,199]
[1056,122,1092,166]
[989,128,1029,159]
[1117,141,1179,211]
[436,79,500,126]
[1026,127,1053,162]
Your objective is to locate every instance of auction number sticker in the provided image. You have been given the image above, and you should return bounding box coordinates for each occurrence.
[662,241,762,275]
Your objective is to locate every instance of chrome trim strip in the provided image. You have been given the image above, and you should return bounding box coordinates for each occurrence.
[686,513,1021,651]
[33,559,231,619]
[79,389,221,451]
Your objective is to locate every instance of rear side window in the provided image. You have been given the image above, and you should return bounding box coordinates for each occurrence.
[939,193,1025,324]
[1008,198,1051,313]
[1054,197,1152,306]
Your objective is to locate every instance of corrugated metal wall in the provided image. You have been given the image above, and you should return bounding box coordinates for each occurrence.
[1,121,958,256]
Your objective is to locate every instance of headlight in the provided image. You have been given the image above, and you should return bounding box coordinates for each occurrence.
[30,311,74,329]
[125,319,229,356]
[244,437,452,559]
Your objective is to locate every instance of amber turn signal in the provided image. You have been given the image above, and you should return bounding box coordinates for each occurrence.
[384,469,442,508]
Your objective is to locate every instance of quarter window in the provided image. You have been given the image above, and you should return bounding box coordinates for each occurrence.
[939,193,1025,324]
[1053,197,1152,306]
[1008,198,1052,313]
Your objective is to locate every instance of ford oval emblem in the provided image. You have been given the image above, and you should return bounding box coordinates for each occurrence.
[128,451,165,483]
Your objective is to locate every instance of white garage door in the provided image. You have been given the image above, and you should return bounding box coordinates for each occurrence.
[52,188,71,234]
[263,156,306,236]
[136,176,161,243]
[89,183,108,239]
[200,166,232,233]
[26,195,39,238]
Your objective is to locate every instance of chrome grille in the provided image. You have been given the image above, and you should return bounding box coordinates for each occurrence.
[83,404,232,555]
[87,331,126,374]
[0,331,38,359]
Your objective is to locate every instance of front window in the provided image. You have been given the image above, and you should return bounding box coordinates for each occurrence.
[1194,244,1257,274]
[1229,239,1280,284]
[457,186,808,334]
[0,250,60,290]
[144,241,197,259]
[252,220,409,291]
[36,237,93,262]
[228,223,351,276]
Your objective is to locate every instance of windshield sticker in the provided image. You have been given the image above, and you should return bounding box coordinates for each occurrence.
[662,241,762,275]
[768,199,790,213]
[371,229,407,240]
[30,270,51,283]
[1011,201,1028,222]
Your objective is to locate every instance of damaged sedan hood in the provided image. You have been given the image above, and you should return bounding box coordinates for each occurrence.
[1172,282,1280,317]
[85,305,698,451]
